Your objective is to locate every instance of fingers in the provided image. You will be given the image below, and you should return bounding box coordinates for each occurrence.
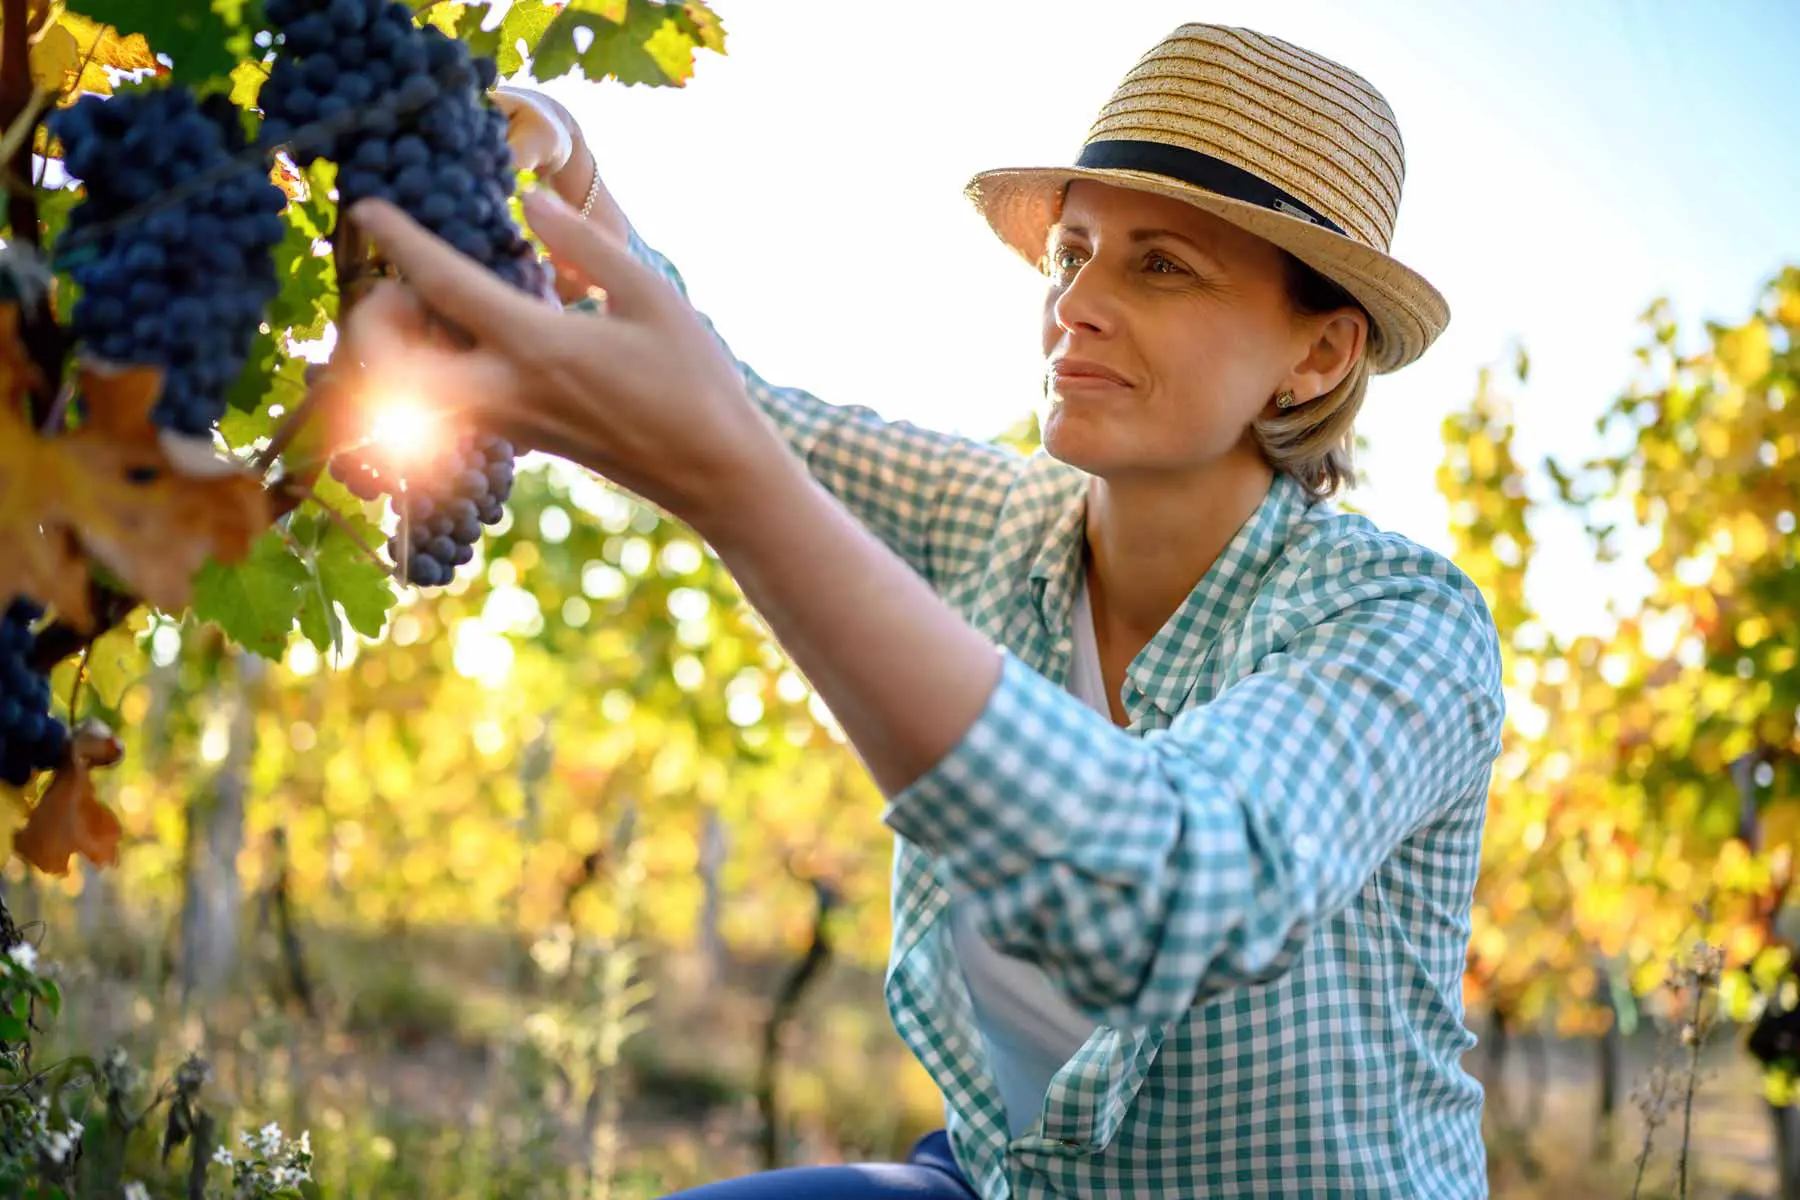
[324,277,530,446]
[520,188,666,319]
[491,87,573,174]
[336,279,432,373]
[347,199,551,353]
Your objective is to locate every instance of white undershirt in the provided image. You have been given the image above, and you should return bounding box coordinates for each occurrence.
[948,569,1108,1138]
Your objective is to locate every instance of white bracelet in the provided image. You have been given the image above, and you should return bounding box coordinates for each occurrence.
[579,156,602,220]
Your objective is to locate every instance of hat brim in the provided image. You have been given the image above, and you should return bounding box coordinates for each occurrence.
[964,165,1450,375]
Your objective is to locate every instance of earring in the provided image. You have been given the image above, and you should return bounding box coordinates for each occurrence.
[1274,389,1299,410]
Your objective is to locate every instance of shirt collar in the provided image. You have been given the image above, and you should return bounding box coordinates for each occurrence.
[1029,471,1311,718]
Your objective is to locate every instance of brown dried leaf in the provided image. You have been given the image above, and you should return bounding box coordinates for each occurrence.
[59,361,271,613]
[0,402,98,629]
[13,717,124,875]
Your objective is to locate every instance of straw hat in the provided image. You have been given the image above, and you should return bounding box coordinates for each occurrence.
[966,24,1447,374]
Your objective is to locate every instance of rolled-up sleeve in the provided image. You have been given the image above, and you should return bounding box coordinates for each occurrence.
[569,226,1024,589]
[881,543,1506,1031]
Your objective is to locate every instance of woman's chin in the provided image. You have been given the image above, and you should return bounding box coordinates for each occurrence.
[1042,416,1125,474]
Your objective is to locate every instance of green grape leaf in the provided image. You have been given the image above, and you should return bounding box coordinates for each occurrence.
[531,0,715,86]
[268,211,333,335]
[224,329,277,417]
[454,5,503,61]
[292,494,393,656]
[492,0,561,75]
[190,529,310,661]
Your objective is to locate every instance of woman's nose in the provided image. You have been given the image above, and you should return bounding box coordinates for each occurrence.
[1050,264,1118,337]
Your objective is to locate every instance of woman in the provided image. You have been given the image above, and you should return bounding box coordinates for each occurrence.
[349,23,1505,1199]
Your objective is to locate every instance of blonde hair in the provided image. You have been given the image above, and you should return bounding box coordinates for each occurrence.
[1254,252,1376,500]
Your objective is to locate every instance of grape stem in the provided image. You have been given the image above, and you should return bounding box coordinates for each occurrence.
[65,643,89,724]
[307,484,406,583]
[250,375,331,476]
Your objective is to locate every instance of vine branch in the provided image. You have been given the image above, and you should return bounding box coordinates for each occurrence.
[0,0,64,428]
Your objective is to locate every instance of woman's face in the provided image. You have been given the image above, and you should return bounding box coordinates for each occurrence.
[1039,180,1334,480]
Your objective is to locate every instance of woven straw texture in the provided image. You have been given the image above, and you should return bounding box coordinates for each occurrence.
[966,24,1449,373]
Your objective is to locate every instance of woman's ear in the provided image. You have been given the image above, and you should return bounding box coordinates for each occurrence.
[1286,307,1368,403]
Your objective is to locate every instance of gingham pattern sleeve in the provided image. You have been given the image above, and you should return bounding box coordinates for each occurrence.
[566,225,1025,588]
[881,534,1506,1032]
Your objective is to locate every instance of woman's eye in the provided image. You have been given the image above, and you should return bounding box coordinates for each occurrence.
[1049,247,1186,276]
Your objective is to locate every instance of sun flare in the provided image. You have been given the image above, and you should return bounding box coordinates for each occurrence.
[366,393,442,464]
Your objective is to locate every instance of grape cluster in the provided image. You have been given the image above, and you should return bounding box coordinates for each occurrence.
[50,89,289,436]
[336,432,515,586]
[256,0,538,293]
[0,602,69,788]
[259,0,536,586]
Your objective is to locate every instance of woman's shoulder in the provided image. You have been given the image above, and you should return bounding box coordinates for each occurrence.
[1268,497,1503,667]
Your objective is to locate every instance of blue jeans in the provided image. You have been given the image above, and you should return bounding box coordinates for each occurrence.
[659,1130,978,1198]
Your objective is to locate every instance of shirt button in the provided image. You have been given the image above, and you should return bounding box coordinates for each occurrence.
[1293,833,1320,862]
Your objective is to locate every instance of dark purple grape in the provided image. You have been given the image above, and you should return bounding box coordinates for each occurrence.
[50,88,286,434]
[0,602,67,787]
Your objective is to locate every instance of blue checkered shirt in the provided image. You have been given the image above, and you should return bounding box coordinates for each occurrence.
[590,229,1506,1198]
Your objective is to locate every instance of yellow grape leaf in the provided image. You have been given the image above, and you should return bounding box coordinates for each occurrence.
[29,21,80,92]
[0,423,95,624]
[418,2,468,36]
[59,361,271,615]
[228,57,265,108]
[640,14,702,85]
[12,716,123,875]
[0,305,103,624]
[53,12,156,72]
[682,2,726,54]
[27,12,160,99]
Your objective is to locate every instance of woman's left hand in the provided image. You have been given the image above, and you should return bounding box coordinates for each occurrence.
[330,188,787,538]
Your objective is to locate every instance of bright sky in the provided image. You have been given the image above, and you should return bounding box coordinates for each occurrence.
[531,0,1800,639]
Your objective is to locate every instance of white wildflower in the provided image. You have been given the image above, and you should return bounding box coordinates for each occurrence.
[296,1129,311,1155]
[213,1145,234,1167]
[7,942,37,971]
[123,1182,150,1200]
